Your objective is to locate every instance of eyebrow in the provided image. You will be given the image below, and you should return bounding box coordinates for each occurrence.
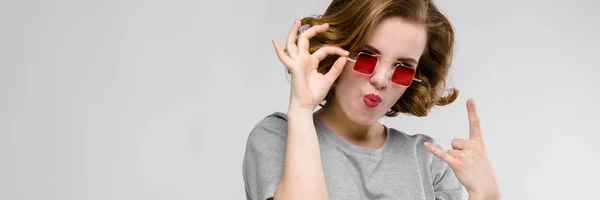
[364,44,419,66]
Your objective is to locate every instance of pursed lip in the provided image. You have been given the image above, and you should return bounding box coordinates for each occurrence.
[364,93,382,102]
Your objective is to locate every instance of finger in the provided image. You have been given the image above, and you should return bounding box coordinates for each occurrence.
[467,98,483,142]
[447,149,464,158]
[424,142,460,168]
[272,39,292,68]
[285,19,301,57]
[324,55,348,83]
[297,23,329,52]
[312,46,349,61]
[451,138,469,150]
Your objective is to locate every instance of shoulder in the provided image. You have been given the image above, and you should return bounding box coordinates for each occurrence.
[387,127,457,180]
[246,112,289,145]
[387,127,437,147]
[243,113,289,200]
[386,127,448,163]
[260,111,288,126]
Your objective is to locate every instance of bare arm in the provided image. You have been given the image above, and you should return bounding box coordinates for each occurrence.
[270,20,348,200]
[273,107,327,200]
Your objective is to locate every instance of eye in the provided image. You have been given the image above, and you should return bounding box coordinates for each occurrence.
[395,62,414,69]
[359,50,374,55]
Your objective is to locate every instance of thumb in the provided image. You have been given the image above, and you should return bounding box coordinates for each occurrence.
[324,55,347,83]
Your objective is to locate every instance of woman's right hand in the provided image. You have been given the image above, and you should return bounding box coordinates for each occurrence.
[272,20,349,111]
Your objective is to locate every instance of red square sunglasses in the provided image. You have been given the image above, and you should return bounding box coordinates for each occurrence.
[347,51,422,87]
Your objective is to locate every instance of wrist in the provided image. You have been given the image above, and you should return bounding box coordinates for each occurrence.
[287,104,315,116]
[288,100,317,113]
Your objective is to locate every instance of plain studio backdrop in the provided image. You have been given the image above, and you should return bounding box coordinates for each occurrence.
[1,0,599,199]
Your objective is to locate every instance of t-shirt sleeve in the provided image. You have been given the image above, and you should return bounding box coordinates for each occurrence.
[243,113,288,200]
[430,142,465,200]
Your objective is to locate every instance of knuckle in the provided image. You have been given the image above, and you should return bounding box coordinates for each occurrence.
[442,153,452,160]
[296,31,306,39]
[467,141,477,149]
[432,149,442,157]
[319,46,331,52]
[286,38,296,44]
[456,162,465,170]
[298,32,307,38]
[470,119,480,127]
[288,31,296,37]
[298,24,311,34]
[447,151,457,157]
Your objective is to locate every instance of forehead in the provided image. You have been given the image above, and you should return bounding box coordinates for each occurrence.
[365,16,427,61]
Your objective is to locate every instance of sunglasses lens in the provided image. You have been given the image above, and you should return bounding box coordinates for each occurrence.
[353,53,377,74]
[391,66,416,86]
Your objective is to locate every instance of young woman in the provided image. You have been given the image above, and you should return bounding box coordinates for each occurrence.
[243,0,499,199]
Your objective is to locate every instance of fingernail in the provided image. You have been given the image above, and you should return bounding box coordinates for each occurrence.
[424,142,431,148]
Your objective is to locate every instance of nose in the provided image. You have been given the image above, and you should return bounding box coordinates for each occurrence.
[369,59,395,89]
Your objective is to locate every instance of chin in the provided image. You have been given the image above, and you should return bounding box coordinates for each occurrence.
[342,102,383,126]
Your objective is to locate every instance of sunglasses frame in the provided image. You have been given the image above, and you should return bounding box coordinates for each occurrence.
[347,51,422,87]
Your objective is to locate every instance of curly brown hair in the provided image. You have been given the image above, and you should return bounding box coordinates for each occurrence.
[295,0,458,117]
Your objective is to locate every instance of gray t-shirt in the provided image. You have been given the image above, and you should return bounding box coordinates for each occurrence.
[243,112,465,200]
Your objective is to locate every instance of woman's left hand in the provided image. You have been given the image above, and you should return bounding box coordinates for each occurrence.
[424,98,500,200]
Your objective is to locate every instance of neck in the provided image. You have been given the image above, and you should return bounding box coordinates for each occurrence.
[314,102,386,148]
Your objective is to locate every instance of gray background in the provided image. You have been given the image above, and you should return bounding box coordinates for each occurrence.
[1,0,599,199]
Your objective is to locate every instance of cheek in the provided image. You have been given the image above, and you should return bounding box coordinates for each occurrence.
[334,68,372,106]
[349,72,371,84]
[337,64,371,88]
[385,85,408,104]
